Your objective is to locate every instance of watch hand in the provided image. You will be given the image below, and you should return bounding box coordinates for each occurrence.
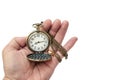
[35,41,45,44]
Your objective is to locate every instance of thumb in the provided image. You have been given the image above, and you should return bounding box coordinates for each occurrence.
[3,37,26,52]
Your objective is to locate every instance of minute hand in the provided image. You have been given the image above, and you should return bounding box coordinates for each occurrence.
[38,41,45,43]
[35,41,45,44]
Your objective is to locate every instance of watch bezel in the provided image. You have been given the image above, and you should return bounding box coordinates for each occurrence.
[27,31,51,52]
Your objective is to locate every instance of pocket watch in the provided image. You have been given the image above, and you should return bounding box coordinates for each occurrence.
[27,31,50,52]
[27,22,68,62]
[27,22,52,62]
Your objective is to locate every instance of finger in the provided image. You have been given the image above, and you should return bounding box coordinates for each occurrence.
[52,37,78,66]
[9,37,26,50]
[64,37,78,51]
[43,19,52,32]
[3,37,26,52]
[49,19,61,37]
[57,37,78,59]
[55,20,69,43]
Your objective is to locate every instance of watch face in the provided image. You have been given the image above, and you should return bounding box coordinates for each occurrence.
[27,31,49,52]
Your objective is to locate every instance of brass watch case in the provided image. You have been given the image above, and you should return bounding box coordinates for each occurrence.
[27,30,52,62]
[27,30,52,52]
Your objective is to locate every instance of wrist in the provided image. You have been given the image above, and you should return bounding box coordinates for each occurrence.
[3,77,16,80]
[3,77,10,80]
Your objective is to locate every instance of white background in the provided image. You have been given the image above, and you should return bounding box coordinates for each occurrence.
[0,0,120,80]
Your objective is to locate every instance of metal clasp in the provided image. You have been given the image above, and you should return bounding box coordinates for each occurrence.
[32,21,43,31]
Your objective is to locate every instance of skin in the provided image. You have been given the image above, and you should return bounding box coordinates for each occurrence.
[2,19,78,80]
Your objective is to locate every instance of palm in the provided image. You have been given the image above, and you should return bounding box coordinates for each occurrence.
[4,47,56,80]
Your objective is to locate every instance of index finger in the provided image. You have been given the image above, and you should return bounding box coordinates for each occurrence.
[42,19,52,32]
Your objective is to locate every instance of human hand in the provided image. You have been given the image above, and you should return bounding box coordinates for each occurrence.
[2,19,78,80]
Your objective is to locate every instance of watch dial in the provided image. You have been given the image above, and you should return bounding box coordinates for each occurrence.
[28,31,49,52]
